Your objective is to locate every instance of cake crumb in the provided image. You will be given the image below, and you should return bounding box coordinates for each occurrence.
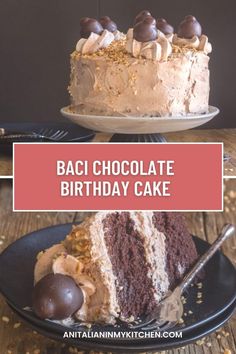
[229,190,236,198]
[13,322,21,329]
[2,316,10,323]
[196,338,205,345]
[128,315,135,322]
[196,300,203,304]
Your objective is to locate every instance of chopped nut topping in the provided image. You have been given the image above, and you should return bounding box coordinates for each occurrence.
[71,38,199,65]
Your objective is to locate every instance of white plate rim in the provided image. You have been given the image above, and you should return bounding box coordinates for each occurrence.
[61,106,219,122]
[60,105,220,134]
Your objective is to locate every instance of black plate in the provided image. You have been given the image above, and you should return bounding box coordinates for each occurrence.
[7,300,236,352]
[0,122,95,153]
[0,224,236,346]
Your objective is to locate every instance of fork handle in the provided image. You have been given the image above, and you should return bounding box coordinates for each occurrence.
[179,224,235,292]
[0,134,52,143]
[0,128,38,137]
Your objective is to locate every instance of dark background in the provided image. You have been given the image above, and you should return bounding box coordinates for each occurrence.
[0,0,235,128]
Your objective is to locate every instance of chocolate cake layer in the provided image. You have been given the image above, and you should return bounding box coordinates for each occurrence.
[103,212,157,319]
[152,212,198,289]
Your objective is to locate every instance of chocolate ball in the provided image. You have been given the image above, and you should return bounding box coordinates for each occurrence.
[99,16,117,33]
[32,274,84,320]
[156,18,174,35]
[133,16,158,42]
[177,15,202,39]
[134,10,152,25]
[80,17,103,38]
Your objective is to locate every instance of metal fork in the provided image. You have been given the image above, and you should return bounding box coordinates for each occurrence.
[0,128,68,141]
[130,224,236,331]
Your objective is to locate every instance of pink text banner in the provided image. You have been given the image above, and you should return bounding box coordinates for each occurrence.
[13,143,223,211]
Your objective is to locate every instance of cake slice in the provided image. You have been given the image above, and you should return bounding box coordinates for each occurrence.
[33,212,198,324]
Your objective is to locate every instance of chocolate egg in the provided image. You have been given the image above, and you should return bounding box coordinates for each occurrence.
[156,18,174,35]
[99,16,117,33]
[133,16,158,42]
[177,15,202,39]
[80,17,103,38]
[134,10,152,25]
[32,273,84,320]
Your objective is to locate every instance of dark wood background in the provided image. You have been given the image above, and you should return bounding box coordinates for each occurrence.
[0,0,235,128]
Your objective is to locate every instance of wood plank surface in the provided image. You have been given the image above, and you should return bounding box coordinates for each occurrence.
[1,129,236,177]
[0,154,12,176]
[0,180,235,354]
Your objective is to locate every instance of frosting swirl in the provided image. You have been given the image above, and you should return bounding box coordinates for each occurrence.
[76,29,124,54]
[76,30,115,54]
[126,28,172,61]
[173,34,212,54]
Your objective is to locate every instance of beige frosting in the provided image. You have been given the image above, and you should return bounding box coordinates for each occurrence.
[62,217,120,324]
[113,30,125,41]
[34,243,66,284]
[76,30,125,55]
[173,34,212,54]
[129,212,169,301]
[126,28,172,61]
[69,42,210,117]
[34,216,120,324]
[76,30,115,54]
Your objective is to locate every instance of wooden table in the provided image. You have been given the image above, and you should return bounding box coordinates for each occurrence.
[0,128,236,177]
[0,180,235,354]
[0,153,12,177]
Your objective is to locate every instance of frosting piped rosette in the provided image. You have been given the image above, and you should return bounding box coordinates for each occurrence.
[74,12,212,59]
[173,15,212,54]
[126,12,173,61]
[76,16,124,54]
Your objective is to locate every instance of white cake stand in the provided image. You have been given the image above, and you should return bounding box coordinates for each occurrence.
[61,105,219,142]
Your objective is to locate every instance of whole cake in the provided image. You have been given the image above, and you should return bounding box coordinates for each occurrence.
[33,212,198,324]
[69,11,212,117]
